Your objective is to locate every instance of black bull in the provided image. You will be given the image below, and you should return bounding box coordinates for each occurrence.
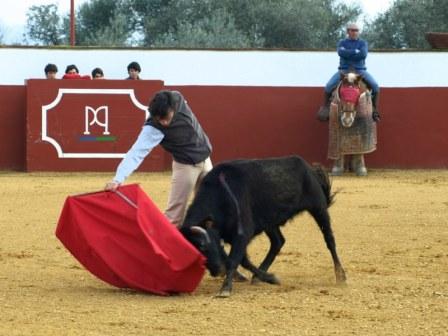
[180,156,346,297]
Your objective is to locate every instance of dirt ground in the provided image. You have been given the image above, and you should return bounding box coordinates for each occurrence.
[0,170,447,336]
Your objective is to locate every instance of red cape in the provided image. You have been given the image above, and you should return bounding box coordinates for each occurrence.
[56,184,205,295]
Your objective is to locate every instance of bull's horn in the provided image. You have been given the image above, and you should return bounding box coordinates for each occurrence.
[190,226,211,244]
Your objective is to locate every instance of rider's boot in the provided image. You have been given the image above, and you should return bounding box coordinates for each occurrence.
[317,91,333,121]
[352,154,367,176]
[331,156,344,176]
[372,92,381,121]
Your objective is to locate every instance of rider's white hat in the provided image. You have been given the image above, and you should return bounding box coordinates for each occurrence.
[346,23,359,31]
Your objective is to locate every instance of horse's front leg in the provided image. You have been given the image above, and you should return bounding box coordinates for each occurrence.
[331,155,345,176]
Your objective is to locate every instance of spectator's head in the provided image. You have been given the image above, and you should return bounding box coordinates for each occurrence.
[127,61,141,80]
[91,67,104,79]
[44,63,58,79]
[149,91,175,127]
[346,23,359,40]
[65,64,79,74]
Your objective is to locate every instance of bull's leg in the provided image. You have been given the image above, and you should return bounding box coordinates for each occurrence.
[216,236,248,298]
[309,208,346,284]
[240,255,279,285]
[218,243,248,282]
[251,227,285,284]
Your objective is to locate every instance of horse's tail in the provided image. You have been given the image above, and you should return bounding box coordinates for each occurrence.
[311,164,336,208]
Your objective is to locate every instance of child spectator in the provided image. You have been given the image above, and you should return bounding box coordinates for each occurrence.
[63,64,90,79]
[126,62,141,80]
[44,63,58,79]
[91,67,104,79]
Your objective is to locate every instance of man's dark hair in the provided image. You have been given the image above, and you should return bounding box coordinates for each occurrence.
[91,67,104,78]
[44,63,58,74]
[65,64,79,74]
[149,92,174,119]
[127,61,141,72]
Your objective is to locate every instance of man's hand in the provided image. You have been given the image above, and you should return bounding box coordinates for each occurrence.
[105,181,120,191]
[355,49,360,54]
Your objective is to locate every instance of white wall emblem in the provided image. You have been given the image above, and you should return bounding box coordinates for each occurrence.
[84,106,110,135]
[42,88,148,158]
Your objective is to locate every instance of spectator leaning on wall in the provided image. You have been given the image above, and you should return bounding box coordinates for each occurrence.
[91,67,104,79]
[44,63,58,79]
[62,64,91,80]
[126,62,141,80]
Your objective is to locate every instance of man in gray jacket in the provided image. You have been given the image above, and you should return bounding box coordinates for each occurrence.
[105,90,212,226]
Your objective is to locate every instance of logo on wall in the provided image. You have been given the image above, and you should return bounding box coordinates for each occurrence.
[80,105,116,142]
[42,88,148,158]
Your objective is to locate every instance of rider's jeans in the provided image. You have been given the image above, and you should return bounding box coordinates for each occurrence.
[325,70,379,95]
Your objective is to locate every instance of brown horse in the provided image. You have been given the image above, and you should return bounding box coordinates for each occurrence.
[328,72,377,176]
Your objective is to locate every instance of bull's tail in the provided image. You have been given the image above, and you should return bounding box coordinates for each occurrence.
[311,164,336,207]
[218,172,244,236]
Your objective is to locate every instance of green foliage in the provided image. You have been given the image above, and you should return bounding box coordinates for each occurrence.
[25,4,65,45]
[152,8,264,48]
[76,0,133,46]
[363,0,448,49]
[23,0,362,48]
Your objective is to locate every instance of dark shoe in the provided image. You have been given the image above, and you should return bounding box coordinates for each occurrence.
[372,93,381,122]
[317,91,332,121]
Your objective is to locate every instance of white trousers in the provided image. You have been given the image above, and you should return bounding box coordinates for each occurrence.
[165,157,212,226]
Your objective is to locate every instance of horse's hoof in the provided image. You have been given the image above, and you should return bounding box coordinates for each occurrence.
[330,168,343,176]
[356,167,367,176]
[215,290,231,298]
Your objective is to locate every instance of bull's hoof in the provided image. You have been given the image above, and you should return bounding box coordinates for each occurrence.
[251,273,280,285]
[233,270,248,282]
[336,268,347,284]
[215,289,231,298]
[265,273,281,285]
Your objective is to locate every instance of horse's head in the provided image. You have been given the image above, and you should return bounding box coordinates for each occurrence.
[340,101,357,127]
[340,71,362,86]
[339,72,362,128]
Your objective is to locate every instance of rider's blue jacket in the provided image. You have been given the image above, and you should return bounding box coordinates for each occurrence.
[337,38,368,71]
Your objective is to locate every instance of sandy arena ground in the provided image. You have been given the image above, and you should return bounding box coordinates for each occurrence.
[0,170,447,336]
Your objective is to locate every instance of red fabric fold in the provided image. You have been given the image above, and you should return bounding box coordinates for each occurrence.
[56,184,205,295]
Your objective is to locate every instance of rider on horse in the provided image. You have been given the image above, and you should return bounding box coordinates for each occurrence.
[319,23,380,121]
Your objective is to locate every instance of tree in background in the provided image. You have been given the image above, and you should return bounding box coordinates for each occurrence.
[363,0,448,49]
[22,0,364,49]
[76,0,133,46]
[25,4,65,45]
[152,8,264,48]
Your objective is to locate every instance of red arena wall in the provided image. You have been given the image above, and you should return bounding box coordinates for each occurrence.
[0,81,447,171]
[0,85,26,170]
